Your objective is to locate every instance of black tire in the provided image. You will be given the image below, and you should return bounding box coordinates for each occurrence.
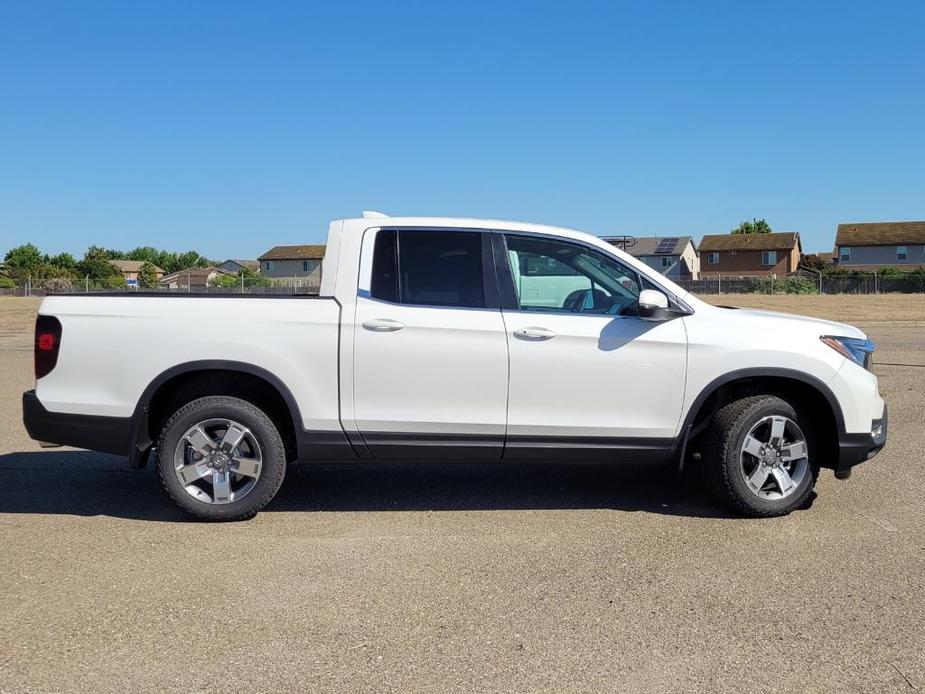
[156,396,287,521]
[703,394,818,517]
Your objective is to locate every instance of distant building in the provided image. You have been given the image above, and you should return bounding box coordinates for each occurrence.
[699,232,802,276]
[603,236,700,280]
[218,259,261,275]
[835,221,925,271]
[159,267,235,290]
[109,260,165,287]
[257,245,325,284]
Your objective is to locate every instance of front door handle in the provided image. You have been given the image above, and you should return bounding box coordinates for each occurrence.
[362,318,405,332]
[513,326,556,340]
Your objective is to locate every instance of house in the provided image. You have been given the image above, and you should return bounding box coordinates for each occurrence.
[217,259,260,275]
[834,221,925,271]
[698,232,802,276]
[109,260,165,287]
[159,266,235,290]
[602,236,700,280]
[257,245,325,284]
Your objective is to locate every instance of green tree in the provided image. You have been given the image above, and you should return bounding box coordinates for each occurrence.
[137,262,160,288]
[30,262,76,280]
[732,218,773,234]
[4,243,43,271]
[800,253,830,273]
[208,273,240,289]
[46,252,77,270]
[176,251,212,270]
[126,246,156,260]
[240,265,270,287]
[209,269,271,289]
[76,246,125,284]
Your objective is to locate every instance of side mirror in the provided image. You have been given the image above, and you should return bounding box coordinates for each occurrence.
[638,289,671,321]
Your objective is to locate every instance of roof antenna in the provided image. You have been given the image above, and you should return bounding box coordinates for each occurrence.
[362,210,389,219]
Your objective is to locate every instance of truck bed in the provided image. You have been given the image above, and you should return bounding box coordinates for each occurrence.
[34,294,343,435]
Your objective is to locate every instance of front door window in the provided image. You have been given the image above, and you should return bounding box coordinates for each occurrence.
[504,235,641,316]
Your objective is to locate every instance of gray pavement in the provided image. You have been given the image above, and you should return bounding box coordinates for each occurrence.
[1,323,923,693]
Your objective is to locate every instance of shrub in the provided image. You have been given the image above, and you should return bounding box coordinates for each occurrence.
[36,277,74,293]
[209,273,240,289]
[209,272,272,289]
[747,276,818,294]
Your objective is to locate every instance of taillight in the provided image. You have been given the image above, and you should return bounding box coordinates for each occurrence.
[35,315,62,379]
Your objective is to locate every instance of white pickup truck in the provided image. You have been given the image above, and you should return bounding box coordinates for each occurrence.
[23,212,887,520]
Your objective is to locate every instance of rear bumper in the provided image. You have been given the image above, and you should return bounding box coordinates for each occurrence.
[835,403,888,476]
[22,390,132,456]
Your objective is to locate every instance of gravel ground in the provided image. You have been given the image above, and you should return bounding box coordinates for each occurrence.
[1,298,924,693]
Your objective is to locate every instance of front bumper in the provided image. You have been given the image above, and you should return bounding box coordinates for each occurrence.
[22,390,132,456]
[835,403,888,477]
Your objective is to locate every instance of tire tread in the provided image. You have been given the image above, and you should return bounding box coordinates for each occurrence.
[156,396,286,522]
[703,394,815,517]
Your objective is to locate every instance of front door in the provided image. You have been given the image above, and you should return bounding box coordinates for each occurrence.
[497,232,688,461]
[352,228,509,459]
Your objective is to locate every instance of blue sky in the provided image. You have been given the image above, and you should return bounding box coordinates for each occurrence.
[1,1,923,257]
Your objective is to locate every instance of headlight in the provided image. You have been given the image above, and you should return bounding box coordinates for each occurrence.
[820,335,875,369]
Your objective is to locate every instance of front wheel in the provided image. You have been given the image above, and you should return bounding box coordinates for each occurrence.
[703,395,818,517]
[156,396,287,521]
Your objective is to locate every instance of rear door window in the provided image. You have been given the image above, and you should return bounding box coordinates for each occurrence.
[369,230,487,309]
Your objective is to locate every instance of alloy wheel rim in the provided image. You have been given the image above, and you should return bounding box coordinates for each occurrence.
[173,418,263,505]
[739,415,809,500]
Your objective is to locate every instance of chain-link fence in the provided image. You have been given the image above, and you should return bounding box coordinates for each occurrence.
[3,273,925,297]
[676,274,925,295]
[0,279,321,297]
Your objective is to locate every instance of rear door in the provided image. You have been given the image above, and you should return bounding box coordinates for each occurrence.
[352,228,509,459]
[495,232,688,461]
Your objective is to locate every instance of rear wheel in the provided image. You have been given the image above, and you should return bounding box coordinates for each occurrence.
[703,395,817,517]
[156,396,287,521]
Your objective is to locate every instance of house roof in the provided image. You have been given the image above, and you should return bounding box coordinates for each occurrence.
[221,259,260,270]
[110,259,165,274]
[816,252,835,263]
[602,236,694,257]
[699,232,800,252]
[258,245,326,261]
[835,221,925,247]
[159,266,234,284]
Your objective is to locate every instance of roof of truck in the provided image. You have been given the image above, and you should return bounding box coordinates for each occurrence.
[342,214,603,243]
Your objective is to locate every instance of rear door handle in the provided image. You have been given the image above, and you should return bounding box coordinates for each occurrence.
[362,318,405,332]
[513,326,556,340]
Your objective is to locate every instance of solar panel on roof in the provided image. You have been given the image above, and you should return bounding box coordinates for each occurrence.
[654,237,678,254]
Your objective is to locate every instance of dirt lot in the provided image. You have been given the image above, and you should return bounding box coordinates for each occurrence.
[702,292,925,322]
[1,296,924,693]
